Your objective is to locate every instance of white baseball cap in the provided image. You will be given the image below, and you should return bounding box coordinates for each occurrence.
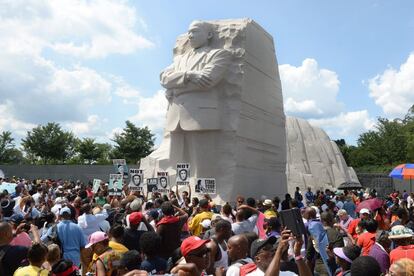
[359,208,370,215]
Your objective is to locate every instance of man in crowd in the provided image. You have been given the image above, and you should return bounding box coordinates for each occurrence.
[226,234,253,276]
[188,199,213,237]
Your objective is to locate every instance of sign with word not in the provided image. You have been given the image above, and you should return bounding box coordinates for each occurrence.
[129,169,143,191]
[176,163,190,185]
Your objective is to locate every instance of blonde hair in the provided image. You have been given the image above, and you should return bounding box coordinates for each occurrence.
[392,258,414,276]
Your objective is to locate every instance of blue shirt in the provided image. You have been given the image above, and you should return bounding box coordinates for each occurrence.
[343,201,356,218]
[57,220,87,267]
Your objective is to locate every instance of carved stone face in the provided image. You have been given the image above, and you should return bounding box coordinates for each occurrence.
[188,23,210,49]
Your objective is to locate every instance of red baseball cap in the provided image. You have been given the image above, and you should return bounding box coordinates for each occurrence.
[180,236,209,257]
[128,212,143,225]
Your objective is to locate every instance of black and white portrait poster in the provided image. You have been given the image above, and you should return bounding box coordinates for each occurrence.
[112,159,128,179]
[195,178,216,194]
[129,169,143,191]
[176,163,190,185]
[157,171,170,192]
[147,178,158,193]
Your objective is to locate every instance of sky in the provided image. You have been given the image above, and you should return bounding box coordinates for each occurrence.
[1,0,414,148]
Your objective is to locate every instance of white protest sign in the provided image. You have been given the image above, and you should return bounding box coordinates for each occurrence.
[92,179,101,193]
[112,159,128,179]
[157,171,169,192]
[0,182,17,194]
[109,174,123,196]
[176,163,190,185]
[195,178,216,194]
[147,178,158,193]
[129,169,143,191]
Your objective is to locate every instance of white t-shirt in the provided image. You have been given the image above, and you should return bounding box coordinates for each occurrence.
[226,258,253,276]
[246,267,297,276]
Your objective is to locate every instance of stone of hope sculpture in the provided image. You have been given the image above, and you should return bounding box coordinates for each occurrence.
[140,18,287,203]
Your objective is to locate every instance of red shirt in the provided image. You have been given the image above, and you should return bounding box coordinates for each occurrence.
[390,245,414,264]
[357,232,376,255]
[348,218,360,239]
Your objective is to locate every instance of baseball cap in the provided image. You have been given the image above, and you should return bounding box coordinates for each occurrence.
[359,208,370,215]
[59,207,71,216]
[250,236,277,257]
[128,212,143,225]
[85,231,109,248]
[180,236,210,257]
[333,247,353,263]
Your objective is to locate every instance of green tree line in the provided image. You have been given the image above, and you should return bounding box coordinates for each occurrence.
[0,120,154,165]
[335,105,414,173]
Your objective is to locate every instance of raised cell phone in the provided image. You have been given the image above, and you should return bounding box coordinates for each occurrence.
[279,208,306,237]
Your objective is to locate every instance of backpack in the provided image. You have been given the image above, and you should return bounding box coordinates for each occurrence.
[48,224,62,249]
[239,263,257,276]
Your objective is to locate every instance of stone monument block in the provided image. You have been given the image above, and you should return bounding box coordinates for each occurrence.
[140,18,287,202]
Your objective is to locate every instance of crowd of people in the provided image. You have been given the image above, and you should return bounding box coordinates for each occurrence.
[1,176,414,276]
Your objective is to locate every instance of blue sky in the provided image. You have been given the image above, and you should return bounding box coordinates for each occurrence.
[1,0,413,147]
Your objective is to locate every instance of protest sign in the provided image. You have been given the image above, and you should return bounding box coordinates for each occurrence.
[147,178,158,193]
[112,159,128,179]
[92,179,101,193]
[157,171,169,192]
[108,174,123,196]
[129,169,143,191]
[0,182,17,194]
[176,163,190,185]
[195,178,216,194]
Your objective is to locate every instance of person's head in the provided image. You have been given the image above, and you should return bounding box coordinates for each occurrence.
[296,187,300,191]
[119,250,141,273]
[85,231,110,255]
[132,174,141,185]
[359,208,371,220]
[267,216,281,231]
[199,199,209,211]
[303,207,316,220]
[227,234,249,262]
[129,198,143,212]
[350,256,381,276]
[161,201,175,216]
[236,196,245,207]
[246,197,256,208]
[28,243,48,266]
[375,230,391,251]
[222,203,232,216]
[364,219,378,233]
[191,197,199,207]
[59,206,72,220]
[47,244,61,265]
[337,209,349,221]
[321,211,335,227]
[140,232,161,258]
[51,260,79,276]
[0,221,13,245]
[250,236,277,272]
[333,245,361,270]
[262,199,272,210]
[389,225,414,246]
[389,258,414,276]
[214,219,232,241]
[182,190,189,199]
[396,207,409,224]
[181,236,210,271]
[285,193,291,200]
[109,224,124,242]
[308,187,312,192]
[187,21,214,49]
[127,212,143,229]
[179,169,188,181]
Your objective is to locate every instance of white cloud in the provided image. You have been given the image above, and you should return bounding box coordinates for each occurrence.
[129,90,168,132]
[369,53,414,118]
[0,0,152,140]
[279,58,343,118]
[308,110,375,140]
[65,115,108,138]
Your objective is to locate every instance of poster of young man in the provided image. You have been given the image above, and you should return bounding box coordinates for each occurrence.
[195,178,216,194]
[129,169,143,191]
[112,159,129,179]
[176,163,190,185]
[108,174,123,196]
[157,171,170,192]
[147,178,158,193]
[92,179,102,193]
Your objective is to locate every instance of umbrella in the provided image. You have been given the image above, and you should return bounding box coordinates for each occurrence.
[356,198,384,213]
[389,164,414,192]
[337,181,362,190]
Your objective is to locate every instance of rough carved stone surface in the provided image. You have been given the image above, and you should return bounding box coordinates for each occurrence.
[140,18,287,202]
[286,116,359,193]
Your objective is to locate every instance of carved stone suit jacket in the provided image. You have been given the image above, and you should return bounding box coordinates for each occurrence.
[160,46,231,131]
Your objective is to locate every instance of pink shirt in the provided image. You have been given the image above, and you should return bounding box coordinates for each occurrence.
[10,232,32,247]
[256,212,266,239]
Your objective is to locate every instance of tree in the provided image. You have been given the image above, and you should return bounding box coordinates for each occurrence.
[22,123,77,164]
[76,138,103,164]
[0,131,23,164]
[112,120,155,164]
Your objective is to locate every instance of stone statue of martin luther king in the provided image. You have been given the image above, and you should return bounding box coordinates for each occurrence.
[159,21,231,177]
